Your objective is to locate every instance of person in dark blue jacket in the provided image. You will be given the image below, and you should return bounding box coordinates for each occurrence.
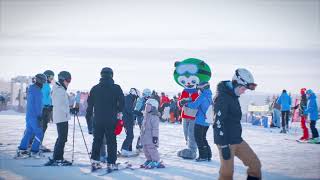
[121,88,139,156]
[213,68,261,180]
[277,89,292,133]
[304,89,319,143]
[16,74,47,158]
[184,82,212,162]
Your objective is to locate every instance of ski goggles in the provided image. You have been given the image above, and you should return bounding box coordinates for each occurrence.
[175,64,211,76]
[235,70,257,90]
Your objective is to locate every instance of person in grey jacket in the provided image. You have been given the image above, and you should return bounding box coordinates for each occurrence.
[140,98,165,169]
[45,71,72,166]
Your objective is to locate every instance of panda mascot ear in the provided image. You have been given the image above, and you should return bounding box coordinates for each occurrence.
[174,61,181,67]
[199,61,206,67]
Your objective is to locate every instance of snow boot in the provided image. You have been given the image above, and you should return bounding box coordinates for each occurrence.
[107,163,118,173]
[247,175,260,180]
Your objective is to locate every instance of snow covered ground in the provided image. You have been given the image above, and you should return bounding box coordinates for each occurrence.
[0,111,319,180]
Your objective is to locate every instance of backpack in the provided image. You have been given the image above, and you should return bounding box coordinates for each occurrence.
[200,97,214,124]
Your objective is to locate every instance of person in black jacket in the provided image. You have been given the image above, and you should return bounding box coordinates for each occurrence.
[213,68,261,180]
[120,88,139,156]
[86,67,125,172]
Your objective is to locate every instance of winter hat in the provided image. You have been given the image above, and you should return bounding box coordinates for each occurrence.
[146,98,159,109]
[43,70,54,78]
[142,88,152,98]
[100,67,113,78]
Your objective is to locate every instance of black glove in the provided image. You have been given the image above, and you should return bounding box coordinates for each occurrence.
[221,145,231,160]
[37,116,42,127]
[133,110,143,117]
[70,107,79,115]
[152,137,158,144]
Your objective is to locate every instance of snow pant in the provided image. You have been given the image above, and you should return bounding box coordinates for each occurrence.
[19,117,43,153]
[281,111,290,130]
[121,120,134,151]
[53,121,68,160]
[91,123,117,164]
[143,144,160,162]
[41,106,53,134]
[194,124,211,159]
[300,116,309,139]
[272,109,281,127]
[182,118,197,153]
[310,121,319,139]
[136,116,143,149]
[217,141,261,180]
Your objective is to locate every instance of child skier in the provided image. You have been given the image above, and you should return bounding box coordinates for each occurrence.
[140,98,165,169]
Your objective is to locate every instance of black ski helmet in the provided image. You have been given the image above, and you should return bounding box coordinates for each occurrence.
[35,74,47,84]
[100,67,113,78]
[43,70,54,78]
[58,71,72,82]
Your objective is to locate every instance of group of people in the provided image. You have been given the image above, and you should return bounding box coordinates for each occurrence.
[19,65,320,179]
[271,88,319,143]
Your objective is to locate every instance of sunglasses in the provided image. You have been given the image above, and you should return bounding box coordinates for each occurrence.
[246,83,257,90]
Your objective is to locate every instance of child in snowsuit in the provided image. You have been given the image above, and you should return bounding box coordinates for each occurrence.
[140,98,164,169]
[304,89,319,143]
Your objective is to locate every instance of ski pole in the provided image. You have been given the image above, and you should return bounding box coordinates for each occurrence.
[72,114,76,163]
[76,114,91,163]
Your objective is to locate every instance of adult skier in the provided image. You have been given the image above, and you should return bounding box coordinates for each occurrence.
[213,68,261,180]
[16,74,47,158]
[86,67,125,173]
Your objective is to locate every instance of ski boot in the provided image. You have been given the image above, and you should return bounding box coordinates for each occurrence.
[195,157,208,162]
[40,145,51,153]
[91,160,102,172]
[30,151,44,159]
[140,160,152,168]
[107,163,118,173]
[15,149,30,159]
[145,161,165,169]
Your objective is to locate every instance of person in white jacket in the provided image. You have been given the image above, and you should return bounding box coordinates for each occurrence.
[45,71,72,166]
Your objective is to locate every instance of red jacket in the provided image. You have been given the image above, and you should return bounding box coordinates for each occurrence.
[160,95,170,107]
[178,90,199,119]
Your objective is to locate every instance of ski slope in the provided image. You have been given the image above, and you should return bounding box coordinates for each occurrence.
[0,111,319,180]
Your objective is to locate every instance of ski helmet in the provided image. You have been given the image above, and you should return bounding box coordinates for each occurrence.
[300,88,306,95]
[232,68,257,90]
[58,71,72,82]
[197,82,210,90]
[142,88,152,98]
[146,98,159,109]
[101,67,113,78]
[43,70,54,78]
[129,88,140,97]
[35,74,47,84]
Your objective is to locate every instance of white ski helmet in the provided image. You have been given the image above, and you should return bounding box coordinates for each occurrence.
[142,88,152,98]
[232,68,257,90]
[129,88,140,97]
[145,98,159,109]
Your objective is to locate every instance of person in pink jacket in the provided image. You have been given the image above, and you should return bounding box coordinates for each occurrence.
[140,98,165,169]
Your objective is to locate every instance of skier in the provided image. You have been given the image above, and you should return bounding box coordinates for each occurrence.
[45,71,72,166]
[120,88,140,156]
[86,67,125,172]
[293,88,309,141]
[277,89,292,133]
[16,74,47,158]
[134,88,152,151]
[183,82,212,162]
[304,89,319,143]
[213,68,261,180]
[40,70,55,152]
[140,98,165,169]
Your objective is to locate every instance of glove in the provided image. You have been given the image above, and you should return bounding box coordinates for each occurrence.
[70,107,79,115]
[114,119,124,135]
[180,98,192,106]
[117,112,123,120]
[152,137,158,144]
[133,110,143,117]
[221,145,231,160]
[37,116,42,127]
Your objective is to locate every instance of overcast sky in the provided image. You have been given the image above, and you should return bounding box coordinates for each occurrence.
[1,0,319,94]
